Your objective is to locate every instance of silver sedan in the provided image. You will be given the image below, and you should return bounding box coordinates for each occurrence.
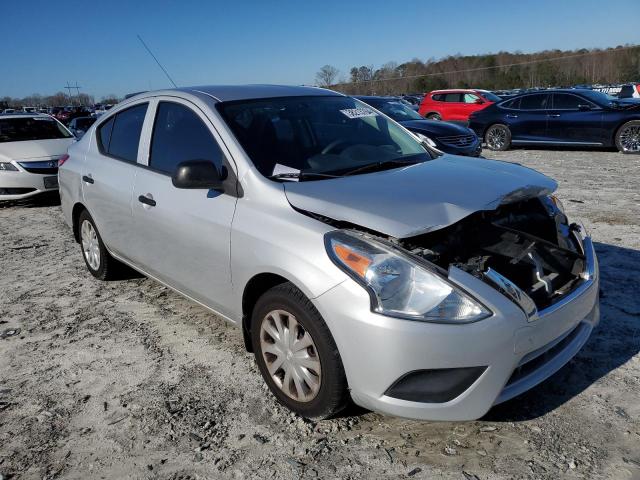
[59,85,599,420]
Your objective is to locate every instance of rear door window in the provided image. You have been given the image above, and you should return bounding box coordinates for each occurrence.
[149,102,224,175]
[97,103,148,162]
[444,93,463,102]
[463,93,480,103]
[519,94,549,110]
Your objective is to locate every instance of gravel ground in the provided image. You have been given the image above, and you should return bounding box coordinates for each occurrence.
[1,148,639,480]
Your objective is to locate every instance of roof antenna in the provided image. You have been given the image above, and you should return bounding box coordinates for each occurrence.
[136,34,178,88]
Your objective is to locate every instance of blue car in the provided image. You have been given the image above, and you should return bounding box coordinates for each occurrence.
[468,89,640,153]
[356,96,482,157]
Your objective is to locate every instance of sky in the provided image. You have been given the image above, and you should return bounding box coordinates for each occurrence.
[2,0,639,99]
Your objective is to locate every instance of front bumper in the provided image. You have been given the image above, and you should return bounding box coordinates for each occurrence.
[0,160,59,200]
[313,235,599,421]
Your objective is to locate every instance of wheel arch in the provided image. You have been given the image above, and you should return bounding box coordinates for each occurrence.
[71,202,89,243]
[241,272,294,352]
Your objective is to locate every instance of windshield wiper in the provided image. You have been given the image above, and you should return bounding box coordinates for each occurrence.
[342,159,420,177]
[268,172,342,181]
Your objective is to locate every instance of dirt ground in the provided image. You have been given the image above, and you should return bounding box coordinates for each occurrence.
[1,148,639,480]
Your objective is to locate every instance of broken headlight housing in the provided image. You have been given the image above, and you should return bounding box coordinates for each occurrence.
[325,230,491,323]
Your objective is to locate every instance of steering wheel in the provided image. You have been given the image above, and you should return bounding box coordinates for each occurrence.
[321,139,351,155]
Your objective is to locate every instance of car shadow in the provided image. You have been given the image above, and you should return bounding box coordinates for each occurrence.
[484,241,640,421]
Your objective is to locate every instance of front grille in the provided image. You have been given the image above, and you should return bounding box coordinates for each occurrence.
[0,187,36,195]
[18,160,59,175]
[437,134,477,147]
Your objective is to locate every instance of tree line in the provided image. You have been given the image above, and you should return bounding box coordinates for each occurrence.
[316,44,640,95]
[0,92,121,110]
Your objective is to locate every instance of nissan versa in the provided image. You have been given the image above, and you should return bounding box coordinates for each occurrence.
[59,85,599,420]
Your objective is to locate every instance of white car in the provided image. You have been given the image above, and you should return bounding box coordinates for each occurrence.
[0,114,75,200]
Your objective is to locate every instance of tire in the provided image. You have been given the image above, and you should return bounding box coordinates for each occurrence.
[615,120,640,154]
[426,113,442,121]
[485,123,512,151]
[77,210,118,280]
[251,282,349,420]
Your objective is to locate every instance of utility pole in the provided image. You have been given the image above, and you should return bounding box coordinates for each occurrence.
[64,82,83,105]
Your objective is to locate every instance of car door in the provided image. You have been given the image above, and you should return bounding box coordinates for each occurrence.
[461,92,484,121]
[507,93,550,142]
[443,92,464,121]
[129,98,237,314]
[545,93,605,145]
[82,102,148,257]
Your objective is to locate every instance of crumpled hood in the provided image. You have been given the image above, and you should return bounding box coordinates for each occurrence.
[284,156,557,238]
[0,138,75,161]
[399,119,473,137]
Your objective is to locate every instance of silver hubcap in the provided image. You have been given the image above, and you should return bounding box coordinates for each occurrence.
[619,125,640,152]
[260,309,321,402]
[80,220,100,271]
[487,127,507,149]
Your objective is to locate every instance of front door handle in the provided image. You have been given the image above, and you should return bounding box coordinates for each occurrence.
[547,114,561,118]
[506,114,518,118]
[82,175,94,184]
[138,194,156,207]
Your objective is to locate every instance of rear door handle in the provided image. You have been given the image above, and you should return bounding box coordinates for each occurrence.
[82,175,94,184]
[138,194,156,207]
[506,114,518,118]
[547,114,561,118]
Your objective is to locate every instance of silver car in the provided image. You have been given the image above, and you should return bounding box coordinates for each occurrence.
[59,85,599,421]
[0,114,75,200]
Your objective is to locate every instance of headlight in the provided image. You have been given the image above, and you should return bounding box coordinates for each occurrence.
[0,162,18,172]
[412,132,439,149]
[325,230,491,323]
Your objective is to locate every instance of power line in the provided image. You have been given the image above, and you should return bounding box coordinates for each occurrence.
[336,44,640,86]
[136,34,178,88]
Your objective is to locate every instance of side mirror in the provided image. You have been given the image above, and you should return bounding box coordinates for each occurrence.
[474,99,485,104]
[578,104,592,111]
[172,160,227,190]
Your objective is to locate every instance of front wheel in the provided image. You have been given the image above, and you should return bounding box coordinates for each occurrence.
[485,124,512,151]
[426,113,442,121]
[251,283,349,420]
[615,120,640,154]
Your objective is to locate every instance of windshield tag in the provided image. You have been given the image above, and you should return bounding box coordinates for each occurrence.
[339,108,377,119]
[272,163,300,181]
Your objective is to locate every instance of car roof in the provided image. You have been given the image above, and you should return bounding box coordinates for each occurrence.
[0,113,53,119]
[430,89,481,93]
[129,84,343,103]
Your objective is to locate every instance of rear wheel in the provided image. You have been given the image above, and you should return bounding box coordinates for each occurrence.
[615,120,640,154]
[78,210,118,280]
[251,283,349,420]
[485,124,512,151]
[426,113,442,121]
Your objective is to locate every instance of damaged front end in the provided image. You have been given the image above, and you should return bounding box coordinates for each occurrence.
[399,196,590,318]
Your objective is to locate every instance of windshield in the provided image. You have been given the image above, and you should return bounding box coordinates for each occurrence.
[74,118,95,130]
[217,96,429,179]
[479,91,502,102]
[577,89,615,105]
[0,116,72,143]
[368,100,424,121]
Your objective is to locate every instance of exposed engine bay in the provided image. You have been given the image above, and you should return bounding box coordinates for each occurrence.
[399,197,586,310]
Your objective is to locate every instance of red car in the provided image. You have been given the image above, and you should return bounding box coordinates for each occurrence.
[418,89,502,122]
